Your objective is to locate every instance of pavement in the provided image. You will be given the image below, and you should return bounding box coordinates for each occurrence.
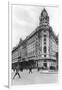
[11,69,58,85]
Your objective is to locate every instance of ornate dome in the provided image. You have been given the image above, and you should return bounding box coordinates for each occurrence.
[39,8,49,26]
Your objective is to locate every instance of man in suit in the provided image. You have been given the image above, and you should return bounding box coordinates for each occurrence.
[13,63,21,79]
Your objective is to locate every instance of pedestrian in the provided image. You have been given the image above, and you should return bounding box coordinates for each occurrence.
[13,64,21,79]
[29,66,32,74]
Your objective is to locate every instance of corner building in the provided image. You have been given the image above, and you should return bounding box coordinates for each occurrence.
[12,8,58,71]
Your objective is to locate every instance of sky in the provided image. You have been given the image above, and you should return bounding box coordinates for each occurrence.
[12,5,59,48]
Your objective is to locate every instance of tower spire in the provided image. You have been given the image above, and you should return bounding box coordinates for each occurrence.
[39,8,49,26]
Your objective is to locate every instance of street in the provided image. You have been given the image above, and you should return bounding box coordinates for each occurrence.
[11,69,58,85]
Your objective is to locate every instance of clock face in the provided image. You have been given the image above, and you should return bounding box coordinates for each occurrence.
[43,11,47,17]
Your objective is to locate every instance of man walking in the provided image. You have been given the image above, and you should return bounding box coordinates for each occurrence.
[29,66,32,74]
[13,64,21,79]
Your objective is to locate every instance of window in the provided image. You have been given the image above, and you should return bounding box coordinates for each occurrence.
[44,35,46,37]
[44,38,46,41]
[44,46,47,53]
[44,55,46,57]
[27,42,35,56]
[44,30,46,32]
[44,42,46,44]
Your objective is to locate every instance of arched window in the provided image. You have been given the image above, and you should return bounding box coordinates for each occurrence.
[44,38,46,41]
[44,46,47,53]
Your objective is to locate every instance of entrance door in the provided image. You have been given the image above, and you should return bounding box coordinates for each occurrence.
[44,62,47,67]
[43,62,47,70]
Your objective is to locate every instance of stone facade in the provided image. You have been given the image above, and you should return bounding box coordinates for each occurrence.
[12,8,58,71]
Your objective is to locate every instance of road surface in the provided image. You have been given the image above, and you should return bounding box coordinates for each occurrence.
[11,69,58,85]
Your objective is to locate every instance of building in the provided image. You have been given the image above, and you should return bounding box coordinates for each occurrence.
[12,8,58,71]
